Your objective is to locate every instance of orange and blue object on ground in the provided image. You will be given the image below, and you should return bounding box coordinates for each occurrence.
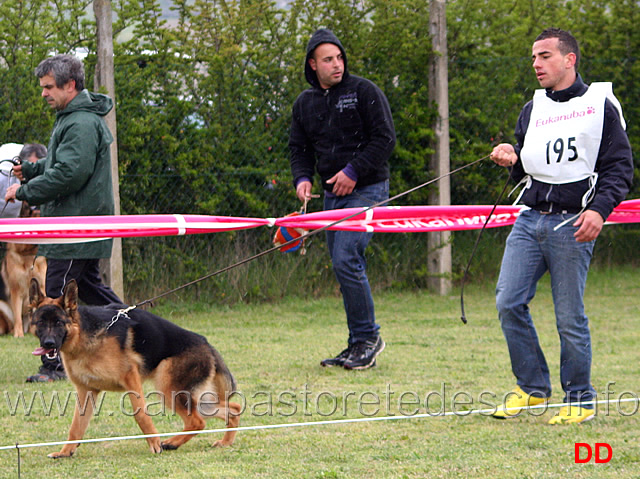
[273,211,308,253]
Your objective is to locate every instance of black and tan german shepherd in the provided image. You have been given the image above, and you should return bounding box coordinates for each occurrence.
[29,278,241,458]
[0,202,47,337]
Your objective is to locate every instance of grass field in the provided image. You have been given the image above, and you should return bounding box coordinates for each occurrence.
[0,266,638,478]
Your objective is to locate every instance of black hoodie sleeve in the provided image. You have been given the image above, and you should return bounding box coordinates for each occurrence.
[589,98,633,219]
[289,92,317,186]
[510,100,532,183]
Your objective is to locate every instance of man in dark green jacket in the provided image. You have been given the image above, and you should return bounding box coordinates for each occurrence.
[5,54,122,382]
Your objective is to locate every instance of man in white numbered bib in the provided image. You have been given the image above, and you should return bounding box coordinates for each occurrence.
[489,28,633,424]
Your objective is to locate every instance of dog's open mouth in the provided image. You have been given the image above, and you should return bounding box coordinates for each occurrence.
[32,347,59,360]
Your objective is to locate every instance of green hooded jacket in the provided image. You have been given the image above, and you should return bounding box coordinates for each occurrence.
[17,89,115,259]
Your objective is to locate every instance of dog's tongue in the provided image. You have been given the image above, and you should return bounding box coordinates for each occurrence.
[32,347,53,356]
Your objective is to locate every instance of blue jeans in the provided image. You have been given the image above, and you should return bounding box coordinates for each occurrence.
[324,180,389,345]
[496,209,596,406]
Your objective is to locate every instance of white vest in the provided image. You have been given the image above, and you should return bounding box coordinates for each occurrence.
[520,82,625,185]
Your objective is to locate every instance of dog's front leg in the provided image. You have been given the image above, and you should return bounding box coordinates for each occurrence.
[10,293,24,338]
[48,387,99,458]
[122,368,163,454]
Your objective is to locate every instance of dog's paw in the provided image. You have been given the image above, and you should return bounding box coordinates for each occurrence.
[211,440,232,448]
[148,438,163,454]
[47,451,73,459]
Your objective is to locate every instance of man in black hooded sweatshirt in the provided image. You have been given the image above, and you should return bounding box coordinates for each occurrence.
[289,29,396,370]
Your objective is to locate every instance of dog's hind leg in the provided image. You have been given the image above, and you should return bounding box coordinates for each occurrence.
[48,387,100,458]
[195,394,242,447]
[209,401,242,447]
[160,389,206,450]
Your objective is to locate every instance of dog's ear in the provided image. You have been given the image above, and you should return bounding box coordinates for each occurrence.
[62,280,79,314]
[28,278,45,308]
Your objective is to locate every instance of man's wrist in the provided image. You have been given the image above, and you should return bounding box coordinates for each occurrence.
[295,177,312,188]
[342,164,358,182]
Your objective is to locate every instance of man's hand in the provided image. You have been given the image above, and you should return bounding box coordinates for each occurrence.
[490,143,518,167]
[295,180,313,203]
[326,170,355,196]
[5,184,19,202]
[12,164,24,182]
[573,210,604,242]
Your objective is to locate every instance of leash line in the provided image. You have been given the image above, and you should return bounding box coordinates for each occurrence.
[459,166,514,324]
[2,396,636,452]
[134,155,491,308]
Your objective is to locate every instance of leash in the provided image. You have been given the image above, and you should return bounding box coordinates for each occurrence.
[106,306,136,330]
[296,194,320,255]
[459,166,514,324]
[127,154,491,311]
[0,201,9,217]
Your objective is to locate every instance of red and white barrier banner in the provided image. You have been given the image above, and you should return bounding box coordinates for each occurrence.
[604,198,640,224]
[275,199,640,232]
[274,205,524,233]
[0,214,270,243]
[1,199,639,243]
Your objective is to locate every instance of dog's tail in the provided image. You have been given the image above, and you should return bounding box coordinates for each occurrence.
[195,345,238,418]
[211,345,237,394]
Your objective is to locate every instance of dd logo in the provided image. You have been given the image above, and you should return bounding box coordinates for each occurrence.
[574,443,613,463]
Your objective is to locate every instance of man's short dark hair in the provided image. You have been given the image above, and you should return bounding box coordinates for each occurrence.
[35,54,85,91]
[535,28,580,71]
[19,143,47,162]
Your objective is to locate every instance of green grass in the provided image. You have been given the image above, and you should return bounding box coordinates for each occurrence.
[0,266,639,478]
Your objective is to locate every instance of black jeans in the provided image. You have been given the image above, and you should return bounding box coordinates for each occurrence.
[45,258,122,305]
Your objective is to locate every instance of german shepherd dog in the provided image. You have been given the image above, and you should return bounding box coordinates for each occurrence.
[0,202,46,337]
[29,278,242,458]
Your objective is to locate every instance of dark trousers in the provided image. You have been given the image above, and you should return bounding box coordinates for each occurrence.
[45,258,122,305]
[41,258,122,371]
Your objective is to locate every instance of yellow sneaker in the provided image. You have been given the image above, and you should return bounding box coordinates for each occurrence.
[492,386,549,419]
[548,406,595,425]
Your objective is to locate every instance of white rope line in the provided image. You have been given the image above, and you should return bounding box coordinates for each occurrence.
[1,397,637,452]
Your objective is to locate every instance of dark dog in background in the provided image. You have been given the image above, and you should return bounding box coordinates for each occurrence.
[29,278,242,458]
[0,202,46,337]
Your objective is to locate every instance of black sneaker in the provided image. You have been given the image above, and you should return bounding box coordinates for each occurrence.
[343,336,385,370]
[320,346,351,367]
[26,365,66,383]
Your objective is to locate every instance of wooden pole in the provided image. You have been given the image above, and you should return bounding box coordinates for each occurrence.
[94,0,124,299]
[427,0,452,295]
